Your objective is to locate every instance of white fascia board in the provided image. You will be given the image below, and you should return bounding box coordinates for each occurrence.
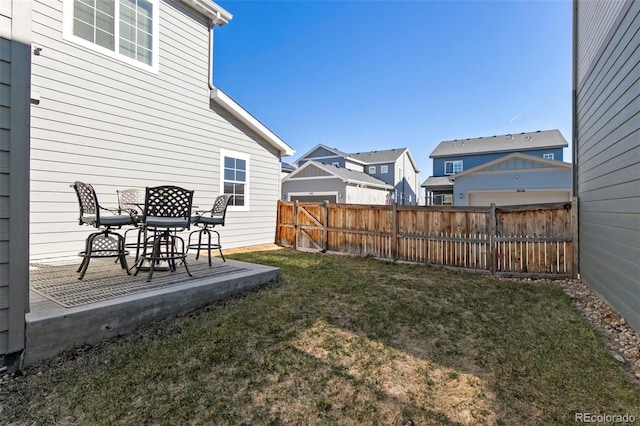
[210,88,295,157]
[179,0,233,26]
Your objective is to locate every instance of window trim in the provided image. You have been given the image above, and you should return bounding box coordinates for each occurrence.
[368,166,376,174]
[381,165,388,173]
[444,160,463,175]
[220,149,250,212]
[543,153,554,160]
[63,0,160,74]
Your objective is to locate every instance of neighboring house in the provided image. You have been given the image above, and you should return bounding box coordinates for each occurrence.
[289,144,421,205]
[1,0,294,362]
[281,161,297,180]
[574,0,639,331]
[282,160,393,204]
[422,130,571,206]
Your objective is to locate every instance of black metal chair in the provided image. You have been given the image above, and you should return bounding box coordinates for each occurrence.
[187,195,231,265]
[134,186,194,282]
[72,181,136,279]
[116,188,146,260]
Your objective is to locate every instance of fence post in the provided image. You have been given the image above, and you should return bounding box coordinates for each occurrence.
[293,200,299,251]
[392,203,398,261]
[489,203,497,276]
[322,200,329,252]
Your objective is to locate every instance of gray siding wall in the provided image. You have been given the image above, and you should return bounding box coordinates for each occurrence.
[30,0,283,260]
[575,0,640,330]
[0,0,31,357]
[393,152,420,205]
[454,169,572,207]
[282,178,345,202]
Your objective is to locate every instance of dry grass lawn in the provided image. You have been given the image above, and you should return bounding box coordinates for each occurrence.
[1,248,639,425]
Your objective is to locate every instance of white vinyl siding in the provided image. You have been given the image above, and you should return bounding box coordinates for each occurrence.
[63,0,159,72]
[444,160,463,175]
[30,0,282,259]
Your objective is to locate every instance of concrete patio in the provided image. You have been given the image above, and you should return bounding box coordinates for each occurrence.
[24,253,280,367]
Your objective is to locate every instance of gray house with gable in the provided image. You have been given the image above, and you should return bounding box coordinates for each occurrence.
[288,144,420,205]
[422,130,572,206]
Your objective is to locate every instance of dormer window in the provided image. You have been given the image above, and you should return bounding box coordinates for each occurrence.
[444,160,463,175]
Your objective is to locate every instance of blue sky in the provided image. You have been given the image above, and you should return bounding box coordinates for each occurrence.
[213,0,573,181]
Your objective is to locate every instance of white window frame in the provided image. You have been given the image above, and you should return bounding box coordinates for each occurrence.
[543,153,554,160]
[444,160,463,175]
[220,149,250,212]
[63,0,160,73]
[332,162,340,167]
[368,166,376,174]
[381,165,388,173]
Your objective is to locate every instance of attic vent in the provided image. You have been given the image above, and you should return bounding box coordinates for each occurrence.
[505,134,513,140]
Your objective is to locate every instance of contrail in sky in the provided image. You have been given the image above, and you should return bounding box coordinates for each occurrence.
[509,103,536,123]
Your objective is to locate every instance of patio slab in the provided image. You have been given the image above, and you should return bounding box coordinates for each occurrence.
[24,255,280,367]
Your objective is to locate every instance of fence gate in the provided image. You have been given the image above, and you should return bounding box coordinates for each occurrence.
[292,201,327,251]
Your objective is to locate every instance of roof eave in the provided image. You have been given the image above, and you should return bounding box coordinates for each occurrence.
[179,0,233,25]
[210,88,295,157]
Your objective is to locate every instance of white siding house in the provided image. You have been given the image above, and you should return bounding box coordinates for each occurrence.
[1,0,294,366]
[29,0,293,261]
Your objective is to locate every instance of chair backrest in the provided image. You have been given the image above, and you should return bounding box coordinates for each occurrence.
[73,181,100,225]
[210,194,232,224]
[117,188,145,214]
[143,185,194,222]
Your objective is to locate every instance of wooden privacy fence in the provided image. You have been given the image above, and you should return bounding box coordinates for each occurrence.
[275,200,577,278]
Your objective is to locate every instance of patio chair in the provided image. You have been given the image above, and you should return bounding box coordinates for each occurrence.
[72,181,136,279]
[134,185,194,282]
[116,188,146,259]
[187,195,231,265]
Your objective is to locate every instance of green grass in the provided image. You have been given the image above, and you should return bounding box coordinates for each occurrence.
[2,249,639,425]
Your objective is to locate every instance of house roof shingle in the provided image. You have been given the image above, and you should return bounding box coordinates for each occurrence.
[284,161,393,189]
[430,129,568,158]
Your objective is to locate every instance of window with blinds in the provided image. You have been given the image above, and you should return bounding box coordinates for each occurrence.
[65,0,158,71]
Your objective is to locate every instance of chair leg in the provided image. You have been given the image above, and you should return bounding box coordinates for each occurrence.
[214,229,225,262]
[116,232,131,275]
[78,232,100,280]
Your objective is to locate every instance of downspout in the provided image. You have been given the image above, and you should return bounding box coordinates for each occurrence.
[208,12,223,90]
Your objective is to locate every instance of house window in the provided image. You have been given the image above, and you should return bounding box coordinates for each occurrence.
[381,165,388,173]
[64,0,159,72]
[368,166,376,174]
[221,149,249,210]
[543,153,554,160]
[332,162,340,167]
[444,160,463,175]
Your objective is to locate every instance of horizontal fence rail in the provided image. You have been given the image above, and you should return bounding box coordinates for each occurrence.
[276,200,576,278]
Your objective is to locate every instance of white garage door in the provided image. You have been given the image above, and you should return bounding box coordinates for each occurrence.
[290,195,337,203]
[468,191,570,206]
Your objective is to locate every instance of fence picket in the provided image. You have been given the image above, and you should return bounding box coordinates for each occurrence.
[276,200,574,277]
